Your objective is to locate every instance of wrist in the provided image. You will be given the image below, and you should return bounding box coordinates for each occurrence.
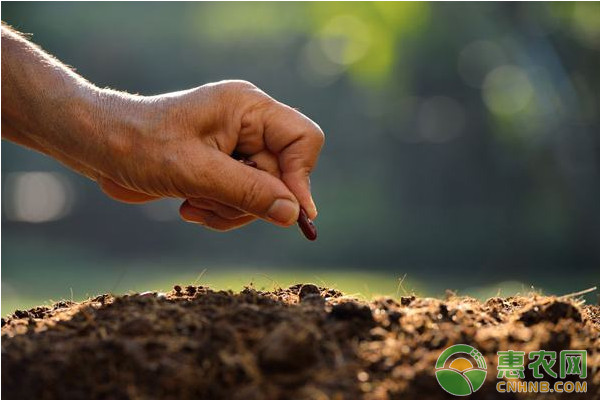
[82,88,156,177]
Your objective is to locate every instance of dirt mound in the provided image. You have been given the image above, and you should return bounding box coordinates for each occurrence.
[2,285,599,399]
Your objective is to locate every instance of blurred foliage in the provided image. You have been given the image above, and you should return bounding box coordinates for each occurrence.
[194,2,430,86]
[1,2,599,313]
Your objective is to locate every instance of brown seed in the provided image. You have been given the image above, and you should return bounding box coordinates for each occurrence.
[240,159,258,168]
[174,285,182,292]
[232,153,257,168]
[297,208,317,241]
[235,154,317,241]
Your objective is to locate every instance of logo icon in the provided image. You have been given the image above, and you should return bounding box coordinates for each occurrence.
[436,344,487,396]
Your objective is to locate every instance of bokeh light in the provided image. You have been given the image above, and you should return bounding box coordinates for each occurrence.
[4,172,74,223]
[570,2,600,50]
[298,39,345,87]
[318,15,371,66]
[482,65,534,116]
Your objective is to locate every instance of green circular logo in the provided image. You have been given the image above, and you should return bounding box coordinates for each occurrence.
[435,344,487,396]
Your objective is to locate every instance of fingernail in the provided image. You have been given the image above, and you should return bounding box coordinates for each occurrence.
[267,199,299,225]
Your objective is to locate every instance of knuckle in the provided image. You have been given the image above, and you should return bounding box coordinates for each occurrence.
[219,79,258,94]
[314,128,325,147]
[231,79,257,89]
[308,122,325,145]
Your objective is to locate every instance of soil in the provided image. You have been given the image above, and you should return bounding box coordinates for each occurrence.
[2,284,599,400]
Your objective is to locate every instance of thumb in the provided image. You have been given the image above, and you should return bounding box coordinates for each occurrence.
[203,152,300,226]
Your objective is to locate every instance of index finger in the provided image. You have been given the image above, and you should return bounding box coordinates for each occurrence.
[261,103,325,219]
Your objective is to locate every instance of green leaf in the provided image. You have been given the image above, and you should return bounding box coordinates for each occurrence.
[436,370,472,396]
[464,369,487,392]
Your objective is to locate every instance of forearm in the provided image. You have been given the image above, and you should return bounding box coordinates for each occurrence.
[1,25,145,176]
[0,24,323,229]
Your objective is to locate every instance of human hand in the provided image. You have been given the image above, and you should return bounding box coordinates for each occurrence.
[2,27,324,232]
[95,81,324,231]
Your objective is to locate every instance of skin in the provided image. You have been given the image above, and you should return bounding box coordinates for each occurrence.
[1,25,324,231]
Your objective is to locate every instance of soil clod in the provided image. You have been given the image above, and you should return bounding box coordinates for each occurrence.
[330,301,374,323]
[519,299,583,326]
[298,284,321,301]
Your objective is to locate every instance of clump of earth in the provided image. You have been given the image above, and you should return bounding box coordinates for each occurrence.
[2,284,599,399]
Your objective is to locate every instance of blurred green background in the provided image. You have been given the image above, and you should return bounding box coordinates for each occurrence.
[2,2,599,315]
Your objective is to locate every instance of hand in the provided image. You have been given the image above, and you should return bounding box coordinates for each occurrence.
[2,27,323,232]
[95,81,324,231]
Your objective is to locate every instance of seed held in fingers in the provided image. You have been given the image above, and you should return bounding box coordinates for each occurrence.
[240,159,258,168]
[232,152,257,168]
[298,207,317,241]
[234,154,317,241]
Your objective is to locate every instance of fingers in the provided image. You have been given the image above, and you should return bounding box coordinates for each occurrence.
[281,170,315,218]
[267,105,324,219]
[240,100,324,219]
[187,198,246,220]
[247,150,280,178]
[180,200,256,231]
[198,151,300,226]
[99,177,160,203]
